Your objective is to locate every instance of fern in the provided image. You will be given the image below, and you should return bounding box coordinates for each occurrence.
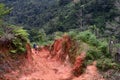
[0,25,29,54]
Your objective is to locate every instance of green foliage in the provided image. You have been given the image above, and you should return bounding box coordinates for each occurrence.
[77,31,110,61]
[11,26,29,53]
[77,30,119,71]
[1,0,120,42]
[11,37,26,54]
[0,0,119,71]
[115,43,120,48]
[10,50,16,54]
[30,29,45,42]
[0,26,4,35]
[86,41,110,63]
[70,30,109,59]
[1,0,58,28]
[98,41,109,56]
[13,26,29,42]
[0,3,11,18]
[76,30,99,46]
[54,31,63,39]
[86,47,101,60]
[29,29,52,46]
[67,30,119,71]
[67,29,78,39]
[0,25,29,54]
[97,58,120,71]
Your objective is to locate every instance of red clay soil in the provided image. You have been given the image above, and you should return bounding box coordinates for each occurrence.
[0,35,105,80]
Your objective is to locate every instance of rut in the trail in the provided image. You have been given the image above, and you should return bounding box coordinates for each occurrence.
[1,35,104,80]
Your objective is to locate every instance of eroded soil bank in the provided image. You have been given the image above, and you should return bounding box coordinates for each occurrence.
[0,35,104,80]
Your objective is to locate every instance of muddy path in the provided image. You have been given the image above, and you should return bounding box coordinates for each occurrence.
[1,35,104,80]
[4,48,103,80]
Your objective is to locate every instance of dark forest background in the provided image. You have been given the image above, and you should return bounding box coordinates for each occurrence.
[0,0,119,41]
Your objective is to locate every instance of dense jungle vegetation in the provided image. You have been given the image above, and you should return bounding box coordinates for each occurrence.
[0,0,120,79]
[0,0,120,39]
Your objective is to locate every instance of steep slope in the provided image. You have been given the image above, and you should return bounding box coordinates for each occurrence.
[0,35,104,80]
[1,0,120,41]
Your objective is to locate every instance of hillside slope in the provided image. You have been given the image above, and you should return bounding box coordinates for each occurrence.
[0,35,104,80]
[0,0,58,28]
[1,0,120,41]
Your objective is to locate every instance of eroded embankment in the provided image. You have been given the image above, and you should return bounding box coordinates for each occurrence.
[0,35,104,80]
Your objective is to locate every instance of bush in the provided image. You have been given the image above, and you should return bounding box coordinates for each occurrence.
[0,25,29,54]
[13,26,29,42]
[67,30,118,71]
[76,30,99,46]
[29,29,52,46]
[88,34,99,46]
[68,29,78,39]
[98,41,110,57]
[67,30,110,60]
[97,58,120,71]
[76,30,91,42]
[86,47,102,60]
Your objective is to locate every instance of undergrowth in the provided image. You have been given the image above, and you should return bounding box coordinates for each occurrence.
[68,30,120,71]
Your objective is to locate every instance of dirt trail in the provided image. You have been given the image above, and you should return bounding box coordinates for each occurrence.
[1,35,105,80]
[14,48,103,80]
[18,48,73,80]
